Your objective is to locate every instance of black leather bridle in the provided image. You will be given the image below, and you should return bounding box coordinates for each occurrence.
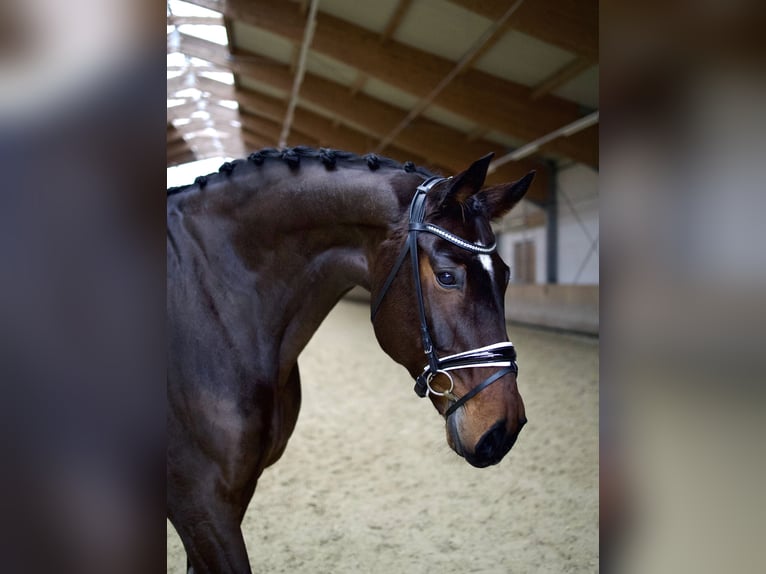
[371,176,518,418]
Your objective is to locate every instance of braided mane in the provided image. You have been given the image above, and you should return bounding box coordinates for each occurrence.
[167,146,435,196]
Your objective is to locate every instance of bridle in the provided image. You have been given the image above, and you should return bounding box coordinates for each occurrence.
[371,176,518,418]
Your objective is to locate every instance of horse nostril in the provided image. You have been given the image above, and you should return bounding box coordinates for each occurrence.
[475,420,506,461]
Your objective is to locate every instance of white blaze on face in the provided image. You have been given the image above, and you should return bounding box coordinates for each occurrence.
[478,254,494,281]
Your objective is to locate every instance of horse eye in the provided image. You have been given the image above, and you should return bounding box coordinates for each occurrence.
[436,271,457,287]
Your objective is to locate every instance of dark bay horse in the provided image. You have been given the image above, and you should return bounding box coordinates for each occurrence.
[167,147,534,572]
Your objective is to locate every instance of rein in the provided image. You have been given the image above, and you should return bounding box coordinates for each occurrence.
[371,176,518,418]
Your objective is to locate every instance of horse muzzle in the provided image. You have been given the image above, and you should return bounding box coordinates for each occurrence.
[449,416,527,468]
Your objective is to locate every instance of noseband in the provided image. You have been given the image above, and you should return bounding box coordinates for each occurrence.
[371,176,518,418]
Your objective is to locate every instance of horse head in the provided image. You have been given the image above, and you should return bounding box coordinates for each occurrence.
[371,154,534,468]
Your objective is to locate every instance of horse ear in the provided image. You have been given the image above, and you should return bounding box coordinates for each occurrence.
[476,171,536,221]
[436,153,494,209]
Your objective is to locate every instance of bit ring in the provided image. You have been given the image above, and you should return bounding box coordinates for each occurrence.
[426,370,454,397]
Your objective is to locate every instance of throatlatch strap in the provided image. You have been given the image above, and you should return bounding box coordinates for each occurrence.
[370,239,411,321]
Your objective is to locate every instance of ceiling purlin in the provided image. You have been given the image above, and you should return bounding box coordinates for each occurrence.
[380,0,414,43]
[223,0,597,167]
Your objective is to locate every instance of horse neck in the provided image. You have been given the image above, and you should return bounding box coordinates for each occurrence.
[171,162,419,375]
[230,162,411,282]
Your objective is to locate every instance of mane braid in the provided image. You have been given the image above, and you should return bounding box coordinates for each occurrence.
[167,146,436,196]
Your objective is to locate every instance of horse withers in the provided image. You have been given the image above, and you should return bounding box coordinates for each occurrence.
[167,147,534,572]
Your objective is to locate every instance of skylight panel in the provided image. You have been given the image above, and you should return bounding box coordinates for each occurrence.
[168,0,222,19]
[178,24,228,46]
[198,71,234,85]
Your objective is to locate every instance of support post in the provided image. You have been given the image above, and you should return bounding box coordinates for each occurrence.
[545,161,558,284]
